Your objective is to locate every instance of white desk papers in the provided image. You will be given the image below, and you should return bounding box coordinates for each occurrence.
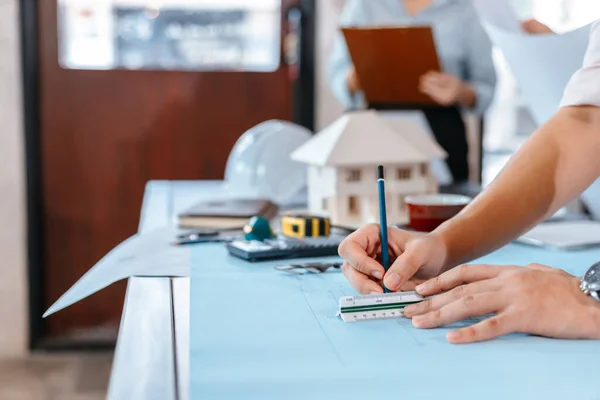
[517,220,600,250]
[43,227,190,317]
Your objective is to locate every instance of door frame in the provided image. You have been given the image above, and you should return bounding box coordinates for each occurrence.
[20,0,45,351]
[20,0,316,350]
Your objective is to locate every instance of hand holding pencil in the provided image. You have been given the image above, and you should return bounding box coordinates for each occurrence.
[338,223,445,294]
[338,166,447,294]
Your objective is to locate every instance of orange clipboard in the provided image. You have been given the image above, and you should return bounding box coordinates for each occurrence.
[342,26,441,105]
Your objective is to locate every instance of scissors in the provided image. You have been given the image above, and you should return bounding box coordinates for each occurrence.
[274,262,343,275]
[174,227,243,245]
[176,227,243,240]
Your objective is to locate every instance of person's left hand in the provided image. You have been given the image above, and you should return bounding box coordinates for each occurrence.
[419,71,465,106]
[403,263,600,344]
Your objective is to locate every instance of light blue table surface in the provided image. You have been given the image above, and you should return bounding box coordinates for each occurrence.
[190,242,600,400]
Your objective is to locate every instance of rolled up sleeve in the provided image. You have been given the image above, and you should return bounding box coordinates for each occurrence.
[327,0,368,110]
[560,21,600,108]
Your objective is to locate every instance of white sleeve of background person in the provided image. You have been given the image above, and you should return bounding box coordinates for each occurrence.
[560,21,600,108]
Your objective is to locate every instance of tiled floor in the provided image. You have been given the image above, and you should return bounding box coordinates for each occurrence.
[0,352,112,400]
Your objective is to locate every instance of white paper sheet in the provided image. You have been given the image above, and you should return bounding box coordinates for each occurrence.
[190,241,600,399]
[516,220,600,250]
[482,22,591,126]
[472,0,523,33]
[475,7,599,218]
[43,227,190,317]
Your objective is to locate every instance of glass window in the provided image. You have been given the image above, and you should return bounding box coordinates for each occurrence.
[397,168,412,181]
[322,198,328,211]
[347,169,361,182]
[57,0,282,71]
[420,163,428,176]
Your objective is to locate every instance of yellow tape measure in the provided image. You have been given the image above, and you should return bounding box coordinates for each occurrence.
[281,214,331,238]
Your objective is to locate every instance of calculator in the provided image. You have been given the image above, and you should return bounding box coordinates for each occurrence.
[226,236,344,262]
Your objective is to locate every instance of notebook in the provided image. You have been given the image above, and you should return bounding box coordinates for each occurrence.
[178,198,278,229]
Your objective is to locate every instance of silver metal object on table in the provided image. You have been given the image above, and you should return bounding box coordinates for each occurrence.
[275,262,343,275]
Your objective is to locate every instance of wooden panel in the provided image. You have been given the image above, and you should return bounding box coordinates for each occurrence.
[39,0,296,338]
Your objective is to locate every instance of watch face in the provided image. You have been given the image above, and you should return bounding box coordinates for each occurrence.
[582,261,600,292]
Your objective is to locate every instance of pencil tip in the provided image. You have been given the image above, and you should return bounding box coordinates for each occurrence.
[377,165,384,180]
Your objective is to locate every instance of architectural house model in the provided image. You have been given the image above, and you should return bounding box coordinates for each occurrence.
[291,110,446,227]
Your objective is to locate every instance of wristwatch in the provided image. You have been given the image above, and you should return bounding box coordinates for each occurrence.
[580,261,600,302]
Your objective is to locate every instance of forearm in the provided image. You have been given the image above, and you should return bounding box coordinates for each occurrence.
[434,107,600,269]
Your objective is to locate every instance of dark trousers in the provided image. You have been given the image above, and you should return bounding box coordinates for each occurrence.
[368,104,470,183]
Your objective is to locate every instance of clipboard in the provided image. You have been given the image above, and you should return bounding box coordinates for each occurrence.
[342,26,441,105]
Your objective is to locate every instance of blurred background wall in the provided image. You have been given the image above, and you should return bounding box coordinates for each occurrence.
[0,0,28,358]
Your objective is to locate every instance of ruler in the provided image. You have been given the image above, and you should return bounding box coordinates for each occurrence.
[338,291,427,322]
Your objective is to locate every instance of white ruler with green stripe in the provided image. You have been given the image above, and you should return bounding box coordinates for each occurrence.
[338,291,427,322]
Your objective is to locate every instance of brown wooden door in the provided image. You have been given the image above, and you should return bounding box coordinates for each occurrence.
[38,0,302,341]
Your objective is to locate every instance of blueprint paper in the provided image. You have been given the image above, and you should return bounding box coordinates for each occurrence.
[190,243,600,399]
[482,22,591,126]
[472,0,523,33]
[43,227,190,317]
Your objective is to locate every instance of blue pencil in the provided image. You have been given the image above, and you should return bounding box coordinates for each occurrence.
[377,165,391,293]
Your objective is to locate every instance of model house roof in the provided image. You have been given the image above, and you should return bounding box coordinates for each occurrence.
[291,110,447,167]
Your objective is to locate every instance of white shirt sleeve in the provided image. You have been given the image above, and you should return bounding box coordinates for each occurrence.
[560,21,600,108]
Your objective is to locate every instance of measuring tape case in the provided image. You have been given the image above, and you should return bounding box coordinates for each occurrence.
[281,215,331,239]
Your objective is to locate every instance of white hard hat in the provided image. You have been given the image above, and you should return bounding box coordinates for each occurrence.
[224,120,311,206]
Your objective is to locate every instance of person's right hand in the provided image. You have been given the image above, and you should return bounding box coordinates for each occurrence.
[346,66,361,94]
[521,19,554,34]
[338,224,448,294]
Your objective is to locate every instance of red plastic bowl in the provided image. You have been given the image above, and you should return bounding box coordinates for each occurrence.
[405,194,471,232]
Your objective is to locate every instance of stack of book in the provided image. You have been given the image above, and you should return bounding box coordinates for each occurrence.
[177,198,278,229]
